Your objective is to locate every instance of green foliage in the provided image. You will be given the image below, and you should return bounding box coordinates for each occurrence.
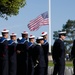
[48,61,73,67]
[53,30,62,40]
[53,31,58,40]
[0,0,26,19]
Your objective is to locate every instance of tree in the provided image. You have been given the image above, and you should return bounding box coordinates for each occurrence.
[53,30,61,40]
[0,0,26,19]
[53,19,75,53]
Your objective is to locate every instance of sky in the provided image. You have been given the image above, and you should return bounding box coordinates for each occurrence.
[51,0,75,45]
[1,0,75,48]
[0,0,49,40]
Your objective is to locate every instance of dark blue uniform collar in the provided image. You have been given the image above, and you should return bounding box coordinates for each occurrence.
[28,42,33,48]
[8,40,14,45]
[0,37,7,43]
[43,40,47,45]
[20,38,27,44]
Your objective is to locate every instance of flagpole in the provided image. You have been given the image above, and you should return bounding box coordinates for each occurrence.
[49,0,51,53]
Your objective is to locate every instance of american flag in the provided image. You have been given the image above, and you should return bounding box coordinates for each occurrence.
[28,11,49,31]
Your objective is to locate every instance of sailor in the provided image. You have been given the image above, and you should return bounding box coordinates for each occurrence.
[34,36,46,75]
[8,33,17,75]
[16,31,28,75]
[0,29,9,75]
[28,35,35,75]
[41,32,49,75]
[52,31,66,75]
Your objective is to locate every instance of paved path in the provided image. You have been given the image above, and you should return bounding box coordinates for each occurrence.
[48,67,73,75]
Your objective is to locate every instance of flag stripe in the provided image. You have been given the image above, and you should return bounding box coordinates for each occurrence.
[28,11,49,31]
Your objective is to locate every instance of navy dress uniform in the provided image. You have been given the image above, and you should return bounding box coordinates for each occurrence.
[41,32,49,75]
[71,40,75,75]
[52,31,66,75]
[0,29,9,75]
[33,36,46,75]
[8,33,17,75]
[16,31,28,75]
[28,35,35,75]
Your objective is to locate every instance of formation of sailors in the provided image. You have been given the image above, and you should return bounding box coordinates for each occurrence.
[0,29,49,75]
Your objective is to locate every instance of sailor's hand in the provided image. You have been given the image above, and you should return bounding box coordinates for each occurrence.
[34,64,38,68]
[36,60,39,63]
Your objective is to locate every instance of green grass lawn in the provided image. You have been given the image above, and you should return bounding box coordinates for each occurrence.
[48,61,73,67]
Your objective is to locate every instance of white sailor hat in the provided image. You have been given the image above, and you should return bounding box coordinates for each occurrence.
[58,31,66,35]
[29,35,35,39]
[10,33,17,36]
[0,35,2,37]
[1,29,9,33]
[37,36,44,40]
[18,37,22,40]
[22,31,28,34]
[41,32,47,36]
